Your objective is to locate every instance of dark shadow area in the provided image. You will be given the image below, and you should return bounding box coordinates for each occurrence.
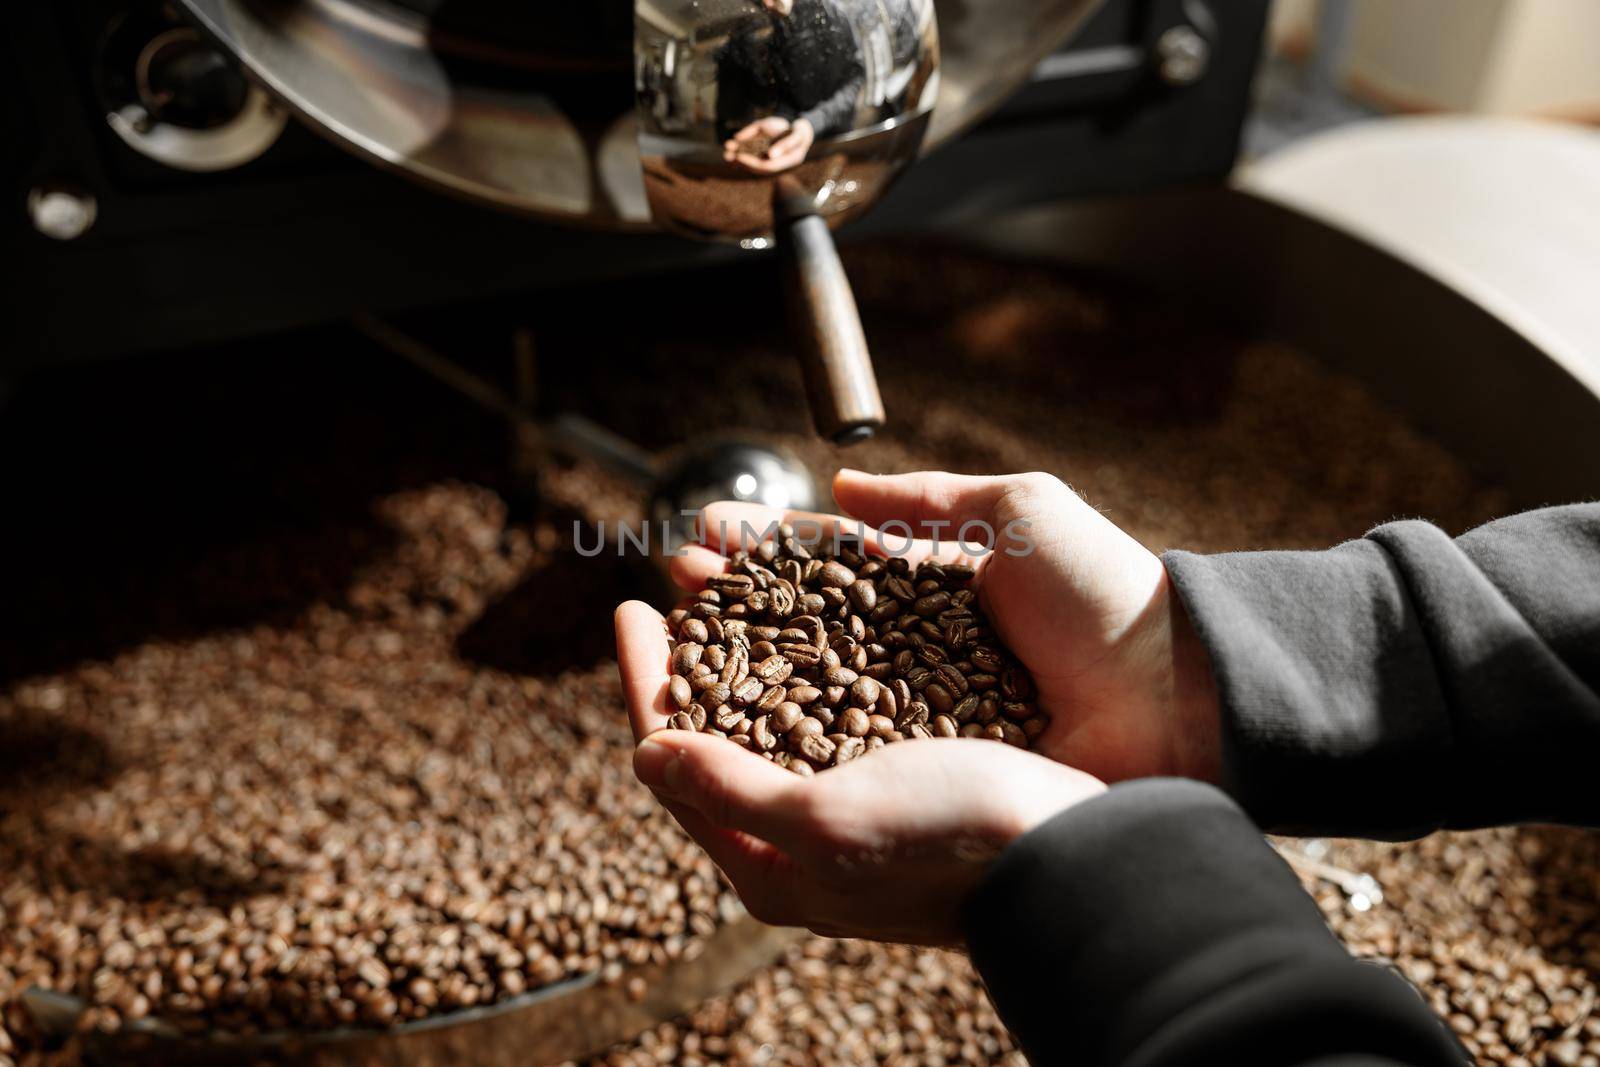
[0,324,510,687]
[1515,824,1600,975]
[1,831,288,906]
[456,509,661,678]
[0,709,119,804]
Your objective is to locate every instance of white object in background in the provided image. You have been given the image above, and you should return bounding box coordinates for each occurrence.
[1239,116,1600,399]
[1343,0,1600,121]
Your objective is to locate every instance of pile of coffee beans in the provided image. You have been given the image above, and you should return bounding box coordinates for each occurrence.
[3,241,1594,1067]
[661,533,1043,774]
[570,938,1025,1067]
[1293,828,1600,1067]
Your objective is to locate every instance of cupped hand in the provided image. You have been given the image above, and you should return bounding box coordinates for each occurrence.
[722,116,815,174]
[649,468,1222,786]
[628,724,1103,944]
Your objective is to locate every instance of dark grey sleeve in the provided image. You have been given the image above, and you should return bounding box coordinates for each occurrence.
[798,69,865,138]
[965,779,1465,1067]
[1164,504,1600,837]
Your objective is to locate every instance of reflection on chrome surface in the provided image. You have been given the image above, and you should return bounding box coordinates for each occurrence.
[637,0,939,240]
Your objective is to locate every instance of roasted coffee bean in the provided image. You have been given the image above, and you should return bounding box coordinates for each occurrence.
[943,619,969,650]
[970,647,1004,673]
[1001,666,1035,700]
[668,675,693,710]
[883,576,916,602]
[839,708,871,738]
[671,642,704,676]
[934,664,968,696]
[896,700,931,729]
[847,579,877,612]
[670,711,695,731]
[819,561,856,589]
[754,655,794,685]
[849,677,881,708]
[751,716,777,752]
[789,717,825,743]
[798,735,837,766]
[772,702,805,733]
[779,643,822,668]
[822,666,858,687]
[754,684,787,713]
[663,531,1045,778]
[707,573,755,598]
[931,714,959,738]
[788,685,823,706]
[719,645,749,686]
[835,737,866,765]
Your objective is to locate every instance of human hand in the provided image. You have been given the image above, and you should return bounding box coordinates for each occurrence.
[618,699,1103,943]
[723,116,815,174]
[657,469,1222,786]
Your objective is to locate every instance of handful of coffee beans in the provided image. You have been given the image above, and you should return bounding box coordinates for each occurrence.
[662,525,1047,774]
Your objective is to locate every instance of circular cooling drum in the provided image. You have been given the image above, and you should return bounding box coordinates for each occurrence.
[965,117,1600,510]
[15,119,1598,1067]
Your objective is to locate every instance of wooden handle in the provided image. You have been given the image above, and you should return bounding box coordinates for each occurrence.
[776,187,885,446]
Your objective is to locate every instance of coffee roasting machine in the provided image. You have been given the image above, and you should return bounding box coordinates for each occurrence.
[4,0,1271,518]
[9,1,1600,1064]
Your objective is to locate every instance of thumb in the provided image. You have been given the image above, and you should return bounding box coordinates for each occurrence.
[634,731,806,849]
[833,470,1046,544]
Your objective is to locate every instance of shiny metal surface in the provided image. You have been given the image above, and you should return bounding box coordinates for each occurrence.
[650,438,820,552]
[636,0,939,240]
[175,0,1105,226]
[23,915,801,1066]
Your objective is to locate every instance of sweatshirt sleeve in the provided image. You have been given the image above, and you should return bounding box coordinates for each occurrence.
[1163,504,1600,837]
[965,779,1465,1067]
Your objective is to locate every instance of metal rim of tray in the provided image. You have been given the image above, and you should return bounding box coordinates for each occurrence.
[25,914,804,1065]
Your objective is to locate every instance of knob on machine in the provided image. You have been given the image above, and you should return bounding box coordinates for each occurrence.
[99,6,286,173]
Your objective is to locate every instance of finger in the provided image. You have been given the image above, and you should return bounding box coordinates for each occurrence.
[697,499,975,568]
[634,732,809,852]
[735,154,783,175]
[832,469,1040,549]
[614,601,673,741]
[698,501,854,554]
[753,116,792,136]
[669,545,728,591]
[768,135,807,166]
